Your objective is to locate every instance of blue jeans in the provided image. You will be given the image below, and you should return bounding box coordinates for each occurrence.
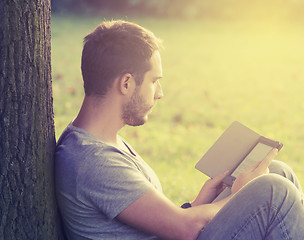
[197,160,304,240]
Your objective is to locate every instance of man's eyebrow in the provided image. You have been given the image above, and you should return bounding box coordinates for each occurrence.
[154,76,163,80]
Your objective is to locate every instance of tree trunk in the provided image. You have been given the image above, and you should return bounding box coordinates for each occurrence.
[0,0,65,239]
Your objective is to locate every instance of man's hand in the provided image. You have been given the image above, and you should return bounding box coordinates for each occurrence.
[192,170,229,206]
[231,148,278,194]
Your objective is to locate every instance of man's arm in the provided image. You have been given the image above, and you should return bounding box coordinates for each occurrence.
[117,187,231,240]
[117,149,278,240]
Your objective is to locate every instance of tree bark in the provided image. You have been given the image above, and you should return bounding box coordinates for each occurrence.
[0,0,65,239]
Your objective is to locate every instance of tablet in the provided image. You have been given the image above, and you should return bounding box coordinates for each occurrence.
[195,121,283,186]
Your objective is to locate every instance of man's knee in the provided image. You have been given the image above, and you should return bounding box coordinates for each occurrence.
[249,173,293,192]
[269,160,293,177]
[243,174,301,207]
[269,160,302,192]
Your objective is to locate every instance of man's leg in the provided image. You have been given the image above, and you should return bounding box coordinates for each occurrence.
[214,160,303,202]
[197,173,304,240]
[269,160,303,194]
[269,160,303,205]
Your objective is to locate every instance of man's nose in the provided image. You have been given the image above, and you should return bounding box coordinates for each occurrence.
[155,81,163,100]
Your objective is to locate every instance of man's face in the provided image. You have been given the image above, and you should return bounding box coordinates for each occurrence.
[122,51,163,126]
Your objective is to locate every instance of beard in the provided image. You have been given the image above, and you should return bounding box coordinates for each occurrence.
[122,88,153,127]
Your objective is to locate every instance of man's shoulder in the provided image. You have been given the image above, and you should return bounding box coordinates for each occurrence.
[56,124,95,146]
[56,124,104,163]
[56,124,105,152]
[55,124,131,165]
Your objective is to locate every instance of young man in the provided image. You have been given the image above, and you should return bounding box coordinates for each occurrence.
[55,20,304,240]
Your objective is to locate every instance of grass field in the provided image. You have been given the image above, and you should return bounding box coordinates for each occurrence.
[51,14,304,204]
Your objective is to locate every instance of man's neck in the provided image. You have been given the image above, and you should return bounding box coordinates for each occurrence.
[72,96,124,146]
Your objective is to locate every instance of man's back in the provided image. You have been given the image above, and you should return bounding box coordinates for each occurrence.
[55,123,161,239]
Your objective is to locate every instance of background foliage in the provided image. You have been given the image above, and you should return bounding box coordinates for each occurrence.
[52,1,304,204]
[52,0,304,19]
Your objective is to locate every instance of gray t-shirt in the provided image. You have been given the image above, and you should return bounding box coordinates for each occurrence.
[55,124,162,240]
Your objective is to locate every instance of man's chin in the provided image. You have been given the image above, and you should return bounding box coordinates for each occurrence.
[126,116,148,127]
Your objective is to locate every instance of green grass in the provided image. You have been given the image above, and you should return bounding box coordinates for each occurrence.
[52,14,304,204]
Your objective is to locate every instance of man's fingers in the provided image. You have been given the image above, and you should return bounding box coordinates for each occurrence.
[254,148,278,174]
[212,170,229,183]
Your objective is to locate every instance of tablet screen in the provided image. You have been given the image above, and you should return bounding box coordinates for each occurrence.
[231,142,274,178]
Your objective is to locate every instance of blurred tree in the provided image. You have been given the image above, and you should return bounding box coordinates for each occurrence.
[52,0,86,13]
[51,0,304,21]
[0,0,65,239]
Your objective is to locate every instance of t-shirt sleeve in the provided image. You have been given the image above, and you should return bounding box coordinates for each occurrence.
[77,148,153,220]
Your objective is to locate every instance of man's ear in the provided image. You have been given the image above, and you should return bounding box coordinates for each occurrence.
[118,73,135,95]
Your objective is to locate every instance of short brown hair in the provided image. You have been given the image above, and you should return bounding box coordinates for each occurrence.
[81,20,162,96]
